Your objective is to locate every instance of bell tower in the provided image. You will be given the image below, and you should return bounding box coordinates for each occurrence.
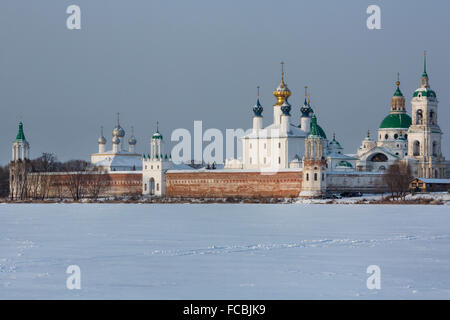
[300,115,327,197]
[407,52,445,178]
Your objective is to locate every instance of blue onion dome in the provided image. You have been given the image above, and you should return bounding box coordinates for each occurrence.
[112,125,125,138]
[128,135,136,145]
[98,135,106,144]
[128,127,137,145]
[98,127,106,144]
[253,98,263,117]
[112,113,125,138]
[300,99,313,117]
[112,135,120,145]
[280,99,291,116]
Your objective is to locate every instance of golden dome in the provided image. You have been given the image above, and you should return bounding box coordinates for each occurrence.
[273,62,291,106]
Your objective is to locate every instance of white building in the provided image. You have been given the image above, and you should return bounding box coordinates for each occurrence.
[232,64,328,171]
[90,114,142,172]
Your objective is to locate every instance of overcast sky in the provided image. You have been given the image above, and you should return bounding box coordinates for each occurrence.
[1,0,449,165]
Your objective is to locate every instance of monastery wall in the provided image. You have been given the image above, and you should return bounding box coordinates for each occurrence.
[30,172,142,198]
[326,172,387,193]
[166,170,303,198]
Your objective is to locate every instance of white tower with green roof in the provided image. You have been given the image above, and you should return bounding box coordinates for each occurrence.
[9,122,31,200]
[142,122,170,196]
[407,52,446,178]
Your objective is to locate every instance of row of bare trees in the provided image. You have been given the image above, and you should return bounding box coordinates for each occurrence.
[9,153,110,201]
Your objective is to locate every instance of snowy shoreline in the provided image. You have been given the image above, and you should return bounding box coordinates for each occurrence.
[0,192,449,205]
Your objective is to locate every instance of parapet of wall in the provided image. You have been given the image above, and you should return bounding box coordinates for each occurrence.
[326,172,386,193]
[166,170,303,198]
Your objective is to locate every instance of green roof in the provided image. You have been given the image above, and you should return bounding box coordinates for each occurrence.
[393,87,403,97]
[309,115,320,137]
[379,113,412,129]
[413,89,436,98]
[152,132,163,139]
[317,124,327,140]
[337,160,353,168]
[15,122,26,141]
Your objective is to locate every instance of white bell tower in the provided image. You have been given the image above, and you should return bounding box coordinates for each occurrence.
[407,52,445,178]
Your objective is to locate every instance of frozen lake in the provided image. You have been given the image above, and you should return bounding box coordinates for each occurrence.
[1,203,449,299]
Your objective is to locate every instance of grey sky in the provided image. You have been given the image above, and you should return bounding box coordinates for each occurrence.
[1,0,449,165]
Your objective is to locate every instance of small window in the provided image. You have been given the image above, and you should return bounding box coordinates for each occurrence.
[385,134,389,140]
[394,134,398,139]
[249,157,252,164]
[278,157,281,164]
[314,173,318,181]
[278,142,281,148]
[156,183,159,191]
[322,173,324,181]
[306,173,309,181]
[264,143,266,149]
[250,143,252,149]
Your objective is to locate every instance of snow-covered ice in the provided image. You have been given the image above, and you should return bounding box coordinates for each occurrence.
[0,203,449,299]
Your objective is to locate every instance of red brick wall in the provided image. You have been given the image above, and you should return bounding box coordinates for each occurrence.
[47,172,142,198]
[166,171,302,198]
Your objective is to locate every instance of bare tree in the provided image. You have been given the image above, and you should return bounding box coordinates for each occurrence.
[383,161,413,200]
[62,160,90,201]
[85,167,110,200]
[27,153,59,200]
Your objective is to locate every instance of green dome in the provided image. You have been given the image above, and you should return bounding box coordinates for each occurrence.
[379,113,412,129]
[413,88,436,98]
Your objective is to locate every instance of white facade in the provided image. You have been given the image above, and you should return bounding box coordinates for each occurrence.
[142,128,170,197]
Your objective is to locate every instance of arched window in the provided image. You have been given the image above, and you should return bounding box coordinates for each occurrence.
[378,166,386,171]
[314,173,318,181]
[429,111,435,125]
[306,173,309,181]
[416,109,423,125]
[370,153,388,162]
[384,134,389,140]
[149,178,155,195]
[413,141,420,156]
